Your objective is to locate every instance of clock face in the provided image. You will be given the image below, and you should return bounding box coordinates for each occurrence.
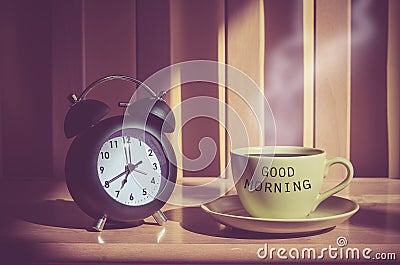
[96,129,167,206]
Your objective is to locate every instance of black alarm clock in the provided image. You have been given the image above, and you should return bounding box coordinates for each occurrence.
[64,75,177,231]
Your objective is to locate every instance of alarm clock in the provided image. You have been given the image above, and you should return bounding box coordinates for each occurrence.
[64,75,177,231]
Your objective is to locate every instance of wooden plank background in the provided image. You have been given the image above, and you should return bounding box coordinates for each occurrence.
[303,0,315,148]
[387,0,400,179]
[0,0,398,179]
[315,0,351,179]
[51,0,84,180]
[264,0,304,147]
[171,0,222,177]
[1,0,53,179]
[226,0,265,143]
[350,0,389,177]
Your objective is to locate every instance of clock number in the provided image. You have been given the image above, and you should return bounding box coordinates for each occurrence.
[99,166,105,174]
[153,163,158,170]
[100,151,110,159]
[142,188,147,196]
[115,190,120,198]
[148,149,153,156]
[138,139,142,146]
[130,193,134,201]
[125,136,131,144]
[151,177,155,184]
[104,181,110,188]
[109,140,118,148]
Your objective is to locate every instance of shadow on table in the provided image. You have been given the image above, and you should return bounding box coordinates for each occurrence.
[0,217,40,265]
[349,205,400,232]
[18,199,143,231]
[164,207,334,239]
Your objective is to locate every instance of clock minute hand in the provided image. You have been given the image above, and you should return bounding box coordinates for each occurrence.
[122,136,132,165]
[106,168,129,185]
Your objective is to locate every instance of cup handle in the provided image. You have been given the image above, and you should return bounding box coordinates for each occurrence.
[311,157,354,212]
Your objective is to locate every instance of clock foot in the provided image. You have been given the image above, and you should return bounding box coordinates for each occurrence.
[92,216,107,232]
[152,210,167,225]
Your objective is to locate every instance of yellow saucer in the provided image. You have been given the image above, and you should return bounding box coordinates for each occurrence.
[200,195,359,234]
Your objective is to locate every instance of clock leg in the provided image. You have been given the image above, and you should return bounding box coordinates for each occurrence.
[152,210,167,225]
[92,215,107,232]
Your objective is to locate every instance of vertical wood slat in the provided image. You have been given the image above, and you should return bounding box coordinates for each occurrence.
[0,0,53,179]
[387,0,400,178]
[218,2,226,177]
[303,0,315,148]
[83,0,136,117]
[315,0,351,179]
[0,1,6,178]
[169,0,183,180]
[0,3,3,178]
[136,0,171,82]
[51,0,84,178]
[170,0,223,177]
[181,0,221,177]
[226,0,265,150]
[0,84,1,177]
[264,0,304,146]
[350,0,388,177]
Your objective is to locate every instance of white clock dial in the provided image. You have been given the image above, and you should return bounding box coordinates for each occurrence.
[97,134,163,206]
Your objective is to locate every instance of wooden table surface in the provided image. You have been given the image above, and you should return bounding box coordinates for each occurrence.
[0,178,399,264]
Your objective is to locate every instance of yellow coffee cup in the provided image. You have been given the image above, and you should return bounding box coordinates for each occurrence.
[231,146,354,219]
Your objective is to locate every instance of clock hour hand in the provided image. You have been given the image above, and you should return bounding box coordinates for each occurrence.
[120,173,129,190]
